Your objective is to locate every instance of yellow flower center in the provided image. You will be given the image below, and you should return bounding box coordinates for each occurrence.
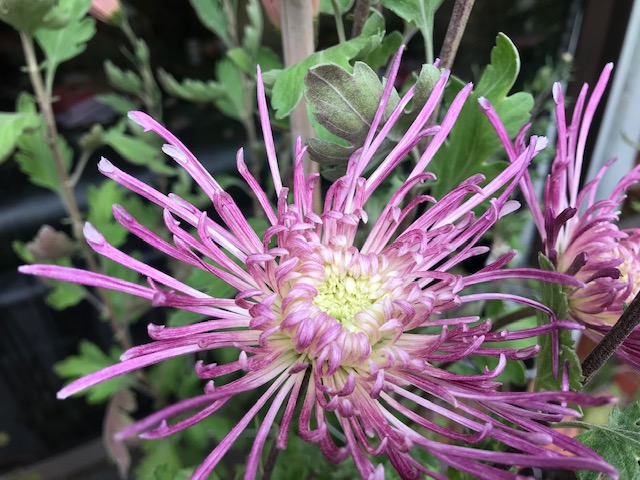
[313,271,383,332]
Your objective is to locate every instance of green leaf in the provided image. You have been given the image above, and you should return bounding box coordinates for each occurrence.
[269,11,385,119]
[242,0,262,59]
[14,127,72,193]
[158,69,225,103]
[0,0,61,34]
[96,93,138,115]
[105,60,144,96]
[575,402,640,480]
[54,340,125,404]
[380,0,443,60]
[227,46,282,76]
[103,125,176,176]
[0,112,40,163]
[362,30,403,71]
[86,181,129,247]
[136,440,182,480]
[46,277,87,309]
[214,59,245,120]
[430,33,534,199]
[35,0,95,91]
[189,0,231,47]
[535,253,583,391]
[319,0,354,15]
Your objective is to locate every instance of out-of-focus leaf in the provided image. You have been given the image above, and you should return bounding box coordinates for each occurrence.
[189,0,231,47]
[96,93,139,115]
[319,0,354,14]
[35,0,95,90]
[242,0,262,58]
[158,70,225,103]
[535,253,582,391]
[380,0,443,57]
[87,181,129,247]
[103,388,136,479]
[214,59,245,120]
[0,0,64,33]
[575,402,640,480]
[14,128,72,193]
[430,33,533,199]
[227,46,282,76]
[0,112,40,163]
[103,126,176,175]
[105,60,143,96]
[269,11,385,119]
[362,30,403,71]
[54,340,126,404]
[136,440,182,480]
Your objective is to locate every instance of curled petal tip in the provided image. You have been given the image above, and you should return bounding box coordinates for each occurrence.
[97,157,114,173]
[477,96,491,109]
[83,222,104,244]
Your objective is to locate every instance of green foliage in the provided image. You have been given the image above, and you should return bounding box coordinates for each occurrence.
[319,0,354,15]
[227,46,282,76]
[34,0,95,93]
[535,253,583,391]
[575,402,640,480]
[54,340,126,404]
[159,59,245,121]
[103,122,176,176]
[105,60,144,96]
[14,126,72,193]
[0,0,67,34]
[430,33,533,199]
[267,11,386,120]
[96,93,138,115]
[305,59,440,179]
[380,0,444,60]
[189,0,232,48]
[13,241,88,310]
[0,112,40,163]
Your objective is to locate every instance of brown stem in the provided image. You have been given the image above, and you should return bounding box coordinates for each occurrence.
[279,0,320,210]
[351,0,370,39]
[261,435,281,480]
[438,0,476,71]
[581,293,640,385]
[19,32,131,350]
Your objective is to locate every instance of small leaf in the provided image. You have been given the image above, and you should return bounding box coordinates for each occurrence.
[575,402,640,480]
[14,128,72,193]
[54,340,126,404]
[362,30,403,71]
[430,33,534,199]
[35,0,95,88]
[103,388,136,479]
[86,181,129,247]
[46,278,87,310]
[214,59,245,120]
[380,0,444,55]
[158,69,225,103]
[535,253,583,391]
[319,0,354,14]
[269,11,385,119]
[103,125,176,176]
[0,0,58,34]
[189,0,231,47]
[96,93,138,115]
[242,0,262,59]
[227,46,282,76]
[105,60,143,96]
[0,112,40,163]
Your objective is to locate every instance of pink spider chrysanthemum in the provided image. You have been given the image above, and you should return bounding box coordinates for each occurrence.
[21,49,617,479]
[482,64,640,370]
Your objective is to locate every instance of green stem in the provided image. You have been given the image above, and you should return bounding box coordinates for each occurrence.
[19,31,131,350]
[331,0,346,43]
[119,17,162,120]
[582,293,640,385]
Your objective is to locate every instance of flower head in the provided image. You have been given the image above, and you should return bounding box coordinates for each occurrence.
[88,0,123,24]
[482,64,640,369]
[21,50,616,479]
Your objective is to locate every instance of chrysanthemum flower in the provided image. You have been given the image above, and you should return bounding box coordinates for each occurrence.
[482,64,640,370]
[21,50,617,479]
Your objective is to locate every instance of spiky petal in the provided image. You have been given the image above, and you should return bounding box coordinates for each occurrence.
[21,49,616,479]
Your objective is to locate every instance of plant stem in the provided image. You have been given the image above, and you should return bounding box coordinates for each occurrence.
[351,0,370,38]
[119,17,162,120]
[581,293,640,385]
[261,436,281,480]
[279,0,320,210]
[19,31,131,350]
[490,307,536,332]
[438,0,476,71]
[331,0,346,44]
